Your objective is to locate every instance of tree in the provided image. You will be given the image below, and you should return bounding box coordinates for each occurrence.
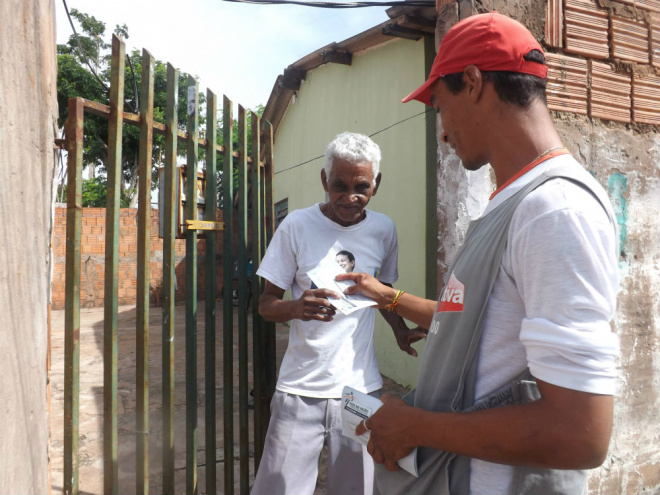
[217,104,265,209]
[56,9,206,207]
[57,9,264,210]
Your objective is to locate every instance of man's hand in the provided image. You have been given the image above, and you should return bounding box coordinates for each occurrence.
[392,323,427,357]
[356,380,615,471]
[355,394,418,471]
[294,288,341,321]
[259,280,340,323]
[335,272,396,308]
[337,273,437,329]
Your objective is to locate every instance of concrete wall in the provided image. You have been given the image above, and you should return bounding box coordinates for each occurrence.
[0,0,57,492]
[433,0,660,492]
[273,37,430,386]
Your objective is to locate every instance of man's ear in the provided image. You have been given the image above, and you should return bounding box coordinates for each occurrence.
[463,65,484,103]
[372,172,382,196]
[321,168,329,192]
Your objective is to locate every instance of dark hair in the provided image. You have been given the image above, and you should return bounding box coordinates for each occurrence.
[336,250,355,262]
[442,50,547,106]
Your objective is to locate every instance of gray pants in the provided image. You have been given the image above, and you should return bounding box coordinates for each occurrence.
[251,390,375,495]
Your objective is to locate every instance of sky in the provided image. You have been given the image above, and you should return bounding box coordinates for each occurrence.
[55,0,392,111]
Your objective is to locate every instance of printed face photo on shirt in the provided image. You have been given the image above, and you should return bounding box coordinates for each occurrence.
[336,250,355,273]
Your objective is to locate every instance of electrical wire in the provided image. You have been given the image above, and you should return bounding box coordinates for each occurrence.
[62,0,109,93]
[125,53,139,113]
[223,0,434,7]
[274,108,433,174]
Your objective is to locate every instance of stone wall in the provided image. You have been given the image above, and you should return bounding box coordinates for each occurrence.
[434,0,660,493]
[0,0,57,492]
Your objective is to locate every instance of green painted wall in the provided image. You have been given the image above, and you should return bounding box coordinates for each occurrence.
[272,36,429,387]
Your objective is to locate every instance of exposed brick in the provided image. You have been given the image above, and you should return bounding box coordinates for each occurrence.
[636,0,660,13]
[633,73,660,124]
[612,16,650,63]
[546,0,564,48]
[590,61,632,123]
[652,14,660,66]
[546,53,588,114]
[50,207,227,309]
[565,0,609,59]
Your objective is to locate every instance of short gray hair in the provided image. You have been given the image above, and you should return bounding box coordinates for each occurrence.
[324,132,381,181]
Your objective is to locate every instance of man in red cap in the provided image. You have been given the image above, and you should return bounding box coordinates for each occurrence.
[338,11,619,495]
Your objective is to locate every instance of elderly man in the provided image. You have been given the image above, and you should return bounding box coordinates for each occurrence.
[251,132,425,495]
[340,12,620,495]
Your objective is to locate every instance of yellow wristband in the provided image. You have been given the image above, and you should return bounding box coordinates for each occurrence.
[385,290,404,314]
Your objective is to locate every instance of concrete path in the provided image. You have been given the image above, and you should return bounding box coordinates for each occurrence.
[49,303,409,494]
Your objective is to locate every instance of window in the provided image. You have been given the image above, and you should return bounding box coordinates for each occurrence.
[274,198,288,229]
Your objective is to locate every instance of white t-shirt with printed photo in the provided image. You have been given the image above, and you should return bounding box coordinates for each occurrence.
[256,204,399,399]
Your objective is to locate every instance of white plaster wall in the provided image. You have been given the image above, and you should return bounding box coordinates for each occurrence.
[556,119,660,494]
[0,0,57,492]
[435,115,492,286]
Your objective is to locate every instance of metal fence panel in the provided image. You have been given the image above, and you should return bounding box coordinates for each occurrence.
[61,36,273,495]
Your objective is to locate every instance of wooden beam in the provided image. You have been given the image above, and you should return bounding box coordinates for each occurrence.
[382,22,433,40]
[322,49,352,66]
[280,67,306,90]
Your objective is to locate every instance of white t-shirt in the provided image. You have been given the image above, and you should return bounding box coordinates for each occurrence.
[256,204,399,398]
[470,155,620,494]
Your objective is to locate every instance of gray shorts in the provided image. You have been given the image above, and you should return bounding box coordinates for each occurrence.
[251,390,376,495]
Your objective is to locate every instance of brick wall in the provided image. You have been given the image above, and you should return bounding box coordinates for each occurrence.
[51,207,226,309]
[546,0,660,124]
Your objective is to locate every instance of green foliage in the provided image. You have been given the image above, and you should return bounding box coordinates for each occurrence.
[58,177,130,208]
[57,9,207,204]
[216,104,265,208]
[57,8,265,211]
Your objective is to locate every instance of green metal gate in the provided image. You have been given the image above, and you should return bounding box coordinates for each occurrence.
[62,35,276,495]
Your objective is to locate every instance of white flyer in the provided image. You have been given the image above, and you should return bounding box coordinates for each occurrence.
[307,262,377,315]
[341,386,419,477]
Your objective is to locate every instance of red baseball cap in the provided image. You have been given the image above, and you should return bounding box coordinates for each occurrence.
[402,12,547,106]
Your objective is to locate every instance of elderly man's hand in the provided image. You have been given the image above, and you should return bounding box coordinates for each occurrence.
[295,288,340,321]
[393,323,427,357]
[355,394,418,471]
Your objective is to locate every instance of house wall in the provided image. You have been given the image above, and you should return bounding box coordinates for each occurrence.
[434,0,660,492]
[273,37,430,386]
[0,0,56,491]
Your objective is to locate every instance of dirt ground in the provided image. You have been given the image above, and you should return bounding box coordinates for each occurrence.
[49,303,410,495]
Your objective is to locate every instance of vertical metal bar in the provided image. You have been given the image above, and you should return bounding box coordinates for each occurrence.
[221,95,235,495]
[262,121,277,400]
[162,63,179,495]
[205,90,218,495]
[185,76,199,495]
[63,97,84,495]
[136,48,154,495]
[236,105,250,495]
[249,112,265,468]
[104,34,125,495]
